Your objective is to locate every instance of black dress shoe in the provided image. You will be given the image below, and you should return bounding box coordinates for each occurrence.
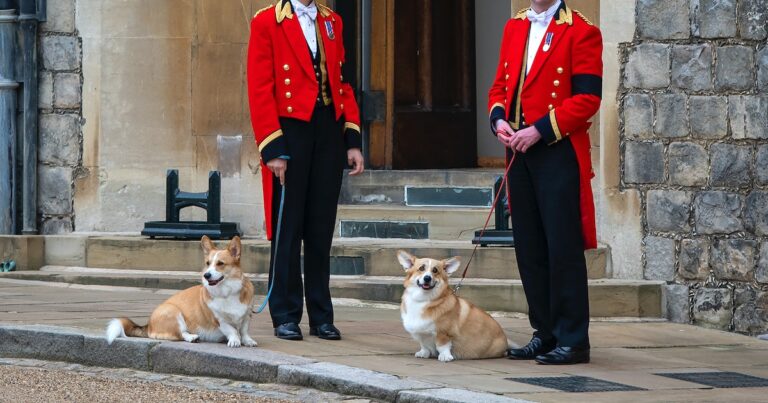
[309,323,341,340]
[274,323,303,340]
[535,346,590,365]
[508,336,556,360]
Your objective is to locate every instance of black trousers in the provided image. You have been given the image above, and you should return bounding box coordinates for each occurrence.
[268,104,345,328]
[507,138,590,349]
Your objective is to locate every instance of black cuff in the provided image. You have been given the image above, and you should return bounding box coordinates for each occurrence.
[489,106,506,135]
[534,113,558,145]
[344,128,362,150]
[572,74,602,97]
[259,134,289,163]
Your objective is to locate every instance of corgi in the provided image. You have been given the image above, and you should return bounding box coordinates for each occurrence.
[397,250,511,362]
[105,236,257,348]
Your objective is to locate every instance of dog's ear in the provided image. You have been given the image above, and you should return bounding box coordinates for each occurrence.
[201,236,215,254]
[227,236,242,261]
[397,250,416,270]
[443,257,461,276]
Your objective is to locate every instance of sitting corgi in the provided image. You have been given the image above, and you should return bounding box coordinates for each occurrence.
[398,250,510,362]
[106,236,256,348]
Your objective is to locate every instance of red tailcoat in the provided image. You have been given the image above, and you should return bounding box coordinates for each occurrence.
[247,0,361,239]
[488,3,602,250]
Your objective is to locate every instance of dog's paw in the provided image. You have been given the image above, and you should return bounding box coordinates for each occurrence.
[242,337,258,347]
[438,352,455,362]
[414,349,431,359]
[227,337,242,348]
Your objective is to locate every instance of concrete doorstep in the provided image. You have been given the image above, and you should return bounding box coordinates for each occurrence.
[0,324,527,403]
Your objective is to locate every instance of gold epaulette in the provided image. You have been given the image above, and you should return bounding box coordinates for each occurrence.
[513,7,529,20]
[318,3,333,18]
[254,5,273,19]
[573,9,594,26]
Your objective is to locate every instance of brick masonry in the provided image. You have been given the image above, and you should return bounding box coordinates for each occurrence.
[38,0,82,234]
[621,0,768,334]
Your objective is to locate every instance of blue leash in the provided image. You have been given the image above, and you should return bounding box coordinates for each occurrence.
[254,185,286,314]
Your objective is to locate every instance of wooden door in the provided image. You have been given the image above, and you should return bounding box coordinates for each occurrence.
[367,0,477,169]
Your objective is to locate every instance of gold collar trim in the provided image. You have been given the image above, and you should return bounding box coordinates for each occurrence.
[275,0,293,23]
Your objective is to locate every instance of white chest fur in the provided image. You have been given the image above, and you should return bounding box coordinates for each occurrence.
[401,288,436,335]
[205,279,250,326]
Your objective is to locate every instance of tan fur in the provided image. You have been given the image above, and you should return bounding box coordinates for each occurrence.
[398,251,509,361]
[107,236,256,347]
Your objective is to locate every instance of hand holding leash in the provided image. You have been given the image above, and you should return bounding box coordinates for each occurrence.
[267,158,287,185]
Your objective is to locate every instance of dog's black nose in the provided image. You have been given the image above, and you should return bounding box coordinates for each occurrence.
[423,275,432,283]
[204,272,212,279]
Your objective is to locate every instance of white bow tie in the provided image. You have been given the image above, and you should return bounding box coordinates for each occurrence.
[526,9,549,25]
[294,2,317,20]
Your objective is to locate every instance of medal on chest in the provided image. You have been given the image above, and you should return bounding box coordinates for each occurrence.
[325,20,335,40]
[543,32,554,52]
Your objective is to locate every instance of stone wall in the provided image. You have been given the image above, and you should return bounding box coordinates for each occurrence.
[621,0,768,334]
[38,0,82,234]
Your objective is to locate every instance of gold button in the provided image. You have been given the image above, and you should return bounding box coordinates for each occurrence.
[339,61,343,67]
[551,92,557,98]
[553,80,560,87]
[548,104,554,110]
[505,86,508,91]
[505,74,510,80]
[283,64,289,71]
[340,104,344,110]
[566,132,570,136]
[287,106,293,113]
[339,89,344,95]
[340,75,344,81]
[284,78,291,85]
[557,67,564,74]
[504,62,508,68]
[285,92,292,99]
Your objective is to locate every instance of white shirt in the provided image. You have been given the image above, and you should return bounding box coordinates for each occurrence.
[526,0,561,73]
[290,0,318,57]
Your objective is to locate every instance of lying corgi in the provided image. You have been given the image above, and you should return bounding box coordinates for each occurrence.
[398,250,510,362]
[106,236,257,348]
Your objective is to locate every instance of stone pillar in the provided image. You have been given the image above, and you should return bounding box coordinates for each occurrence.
[0,8,18,234]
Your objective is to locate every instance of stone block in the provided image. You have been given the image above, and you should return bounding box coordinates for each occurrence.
[41,0,76,33]
[39,113,81,166]
[691,0,737,38]
[758,242,768,284]
[647,190,691,232]
[44,235,87,266]
[624,141,664,184]
[0,325,85,363]
[694,191,743,235]
[644,236,676,281]
[759,47,768,92]
[729,96,768,140]
[669,142,708,186]
[711,239,757,281]
[53,73,82,109]
[738,0,768,40]
[398,389,522,403]
[689,96,727,139]
[745,191,768,236]
[715,46,754,91]
[693,288,733,330]
[277,362,438,402]
[623,94,654,139]
[671,44,713,91]
[39,71,53,109]
[624,44,670,89]
[41,36,81,71]
[38,166,73,215]
[41,217,74,235]
[664,284,690,324]
[151,342,313,384]
[654,94,688,138]
[680,239,710,280]
[759,147,768,186]
[636,0,690,40]
[710,143,751,187]
[733,288,768,334]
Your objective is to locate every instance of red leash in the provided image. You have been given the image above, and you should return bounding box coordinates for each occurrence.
[453,151,517,295]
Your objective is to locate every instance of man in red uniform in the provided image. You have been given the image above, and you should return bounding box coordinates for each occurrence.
[488,0,602,364]
[247,0,364,341]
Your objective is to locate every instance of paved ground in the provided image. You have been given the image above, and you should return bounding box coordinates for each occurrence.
[0,357,369,402]
[1,278,768,402]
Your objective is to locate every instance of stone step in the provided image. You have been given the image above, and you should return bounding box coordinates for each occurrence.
[340,169,502,206]
[335,205,491,240]
[0,267,663,318]
[50,236,609,280]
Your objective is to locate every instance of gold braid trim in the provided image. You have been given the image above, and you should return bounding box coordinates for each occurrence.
[258,130,284,152]
[318,3,333,18]
[254,5,273,18]
[513,7,528,20]
[550,109,563,144]
[573,9,594,26]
